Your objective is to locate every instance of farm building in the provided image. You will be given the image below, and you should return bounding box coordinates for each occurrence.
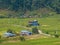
[20,30,32,36]
[3,32,16,37]
[27,20,39,27]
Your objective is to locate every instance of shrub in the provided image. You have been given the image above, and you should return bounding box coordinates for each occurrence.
[46,31,49,34]
[0,39,4,43]
[20,36,25,41]
[32,27,39,34]
[7,29,13,33]
[54,34,59,38]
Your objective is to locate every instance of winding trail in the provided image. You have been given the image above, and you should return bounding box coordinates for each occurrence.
[13,24,32,29]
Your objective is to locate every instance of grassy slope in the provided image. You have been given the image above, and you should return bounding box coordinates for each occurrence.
[0,15,60,34]
[0,15,60,45]
[1,38,60,45]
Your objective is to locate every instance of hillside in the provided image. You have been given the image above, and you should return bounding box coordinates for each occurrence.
[0,0,60,18]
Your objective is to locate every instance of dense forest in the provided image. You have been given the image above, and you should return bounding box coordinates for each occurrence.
[0,0,60,18]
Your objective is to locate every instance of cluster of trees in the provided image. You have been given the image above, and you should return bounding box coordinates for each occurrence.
[0,0,60,18]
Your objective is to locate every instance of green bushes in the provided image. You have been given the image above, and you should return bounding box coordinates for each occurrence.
[0,39,4,43]
[20,36,25,41]
[54,34,59,38]
[32,27,39,34]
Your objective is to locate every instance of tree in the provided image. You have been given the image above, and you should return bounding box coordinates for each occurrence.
[32,27,39,34]
[7,29,13,33]
[0,0,60,18]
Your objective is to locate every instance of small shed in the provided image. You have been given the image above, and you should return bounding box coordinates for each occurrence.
[20,30,32,36]
[28,20,39,27]
[3,32,16,37]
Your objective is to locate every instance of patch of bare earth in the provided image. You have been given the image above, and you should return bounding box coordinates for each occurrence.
[2,40,20,44]
[25,34,50,40]
[54,42,60,44]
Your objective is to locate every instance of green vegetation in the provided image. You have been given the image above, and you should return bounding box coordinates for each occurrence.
[1,38,60,45]
[32,27,39,34]
[0,15,60,35]
[0,0,60,45]
[0,15,60,45]
[0,0,60,18]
